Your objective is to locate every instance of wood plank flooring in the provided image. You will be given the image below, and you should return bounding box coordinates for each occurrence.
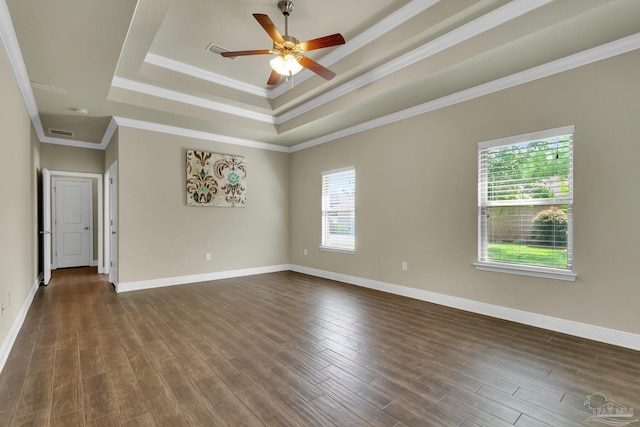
[0,267,638,426]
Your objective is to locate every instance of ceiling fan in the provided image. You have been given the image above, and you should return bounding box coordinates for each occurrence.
[221,1,345,86]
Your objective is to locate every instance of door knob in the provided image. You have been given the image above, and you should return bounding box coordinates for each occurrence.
[84,227,90,230]
[112,231,117,235]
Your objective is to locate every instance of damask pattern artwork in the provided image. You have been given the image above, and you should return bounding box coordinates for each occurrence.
[186,150,247,207]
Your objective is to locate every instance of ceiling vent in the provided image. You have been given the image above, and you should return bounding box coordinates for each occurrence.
[47,128,74,137]
[206,43,237,60]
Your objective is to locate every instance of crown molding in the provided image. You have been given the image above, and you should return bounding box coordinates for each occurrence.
[4,0,640,155]
[0,0,45,141]
[115,0,552,127]
[144,52,270,98]
[111,76,275,124]
[141,0,442,101]
[100,117,119,149]
[270,0,443,99]
[290,32,640,152]
[112,116,290,153]
[276,0,552,124]
[39,136,104,150]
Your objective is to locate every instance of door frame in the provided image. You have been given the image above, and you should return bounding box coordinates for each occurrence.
[42,169,52,284]
[52,177,93,269]
[42,170,104,280]
[104,161,118,285]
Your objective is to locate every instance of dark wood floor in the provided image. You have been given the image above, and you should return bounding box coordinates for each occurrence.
[0,268,638,426]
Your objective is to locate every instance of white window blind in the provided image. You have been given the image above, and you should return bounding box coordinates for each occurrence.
[477,126,575,278]
[321,167,355,252]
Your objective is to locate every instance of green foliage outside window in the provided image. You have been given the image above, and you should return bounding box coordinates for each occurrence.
[531,206,568,247]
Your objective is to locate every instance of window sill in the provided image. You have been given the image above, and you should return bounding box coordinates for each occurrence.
[319,246,356,254]
[473,261,577,282]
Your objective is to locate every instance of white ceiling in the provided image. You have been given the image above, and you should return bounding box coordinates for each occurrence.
[3,0,640,151]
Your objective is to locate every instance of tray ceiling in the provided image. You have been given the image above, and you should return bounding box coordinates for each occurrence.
[3,0,640,150]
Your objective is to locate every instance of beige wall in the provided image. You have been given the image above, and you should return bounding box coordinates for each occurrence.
[0,42,40,347]
[116,127,290,283]
[41,144,104,261]
[40,143,104,174]
[290,51,640,334]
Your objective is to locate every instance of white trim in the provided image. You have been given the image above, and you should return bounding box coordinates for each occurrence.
[473,262,577,282]
[0,0,44,140]
[290,265,640,351]
[112,116,289,153]
[321,165,355,176]
[100,117,119,150]
[318,246,357,256]
[116,264,291,293]
[111,77,275,124]
[106,161,118,284]
[119,0,550,126]
[144,53,269,98]
[39,135,104,150]
[276,0,551,124]
[103,169,111,276]
[4,0,640,155]
[478,125,575,149]
[270,0,443,99]
[143,1,441,101]
[319,246,356,254]
[290,33,640,152]
[0,274,40,374]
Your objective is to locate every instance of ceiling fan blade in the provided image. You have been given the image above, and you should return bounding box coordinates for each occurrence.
[298,56,336,80]
[253,14,285,44]
[299,34,345,51]
[267,69,281,85]
[221,49,272,57]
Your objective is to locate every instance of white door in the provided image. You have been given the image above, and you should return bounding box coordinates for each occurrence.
[108,163,118,284]
[42,169,52,284]
[54,178,92,268]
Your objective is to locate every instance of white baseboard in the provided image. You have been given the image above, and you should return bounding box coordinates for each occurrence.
[116,264,291,293]
[290,265,640,351]
[0,273,41,373]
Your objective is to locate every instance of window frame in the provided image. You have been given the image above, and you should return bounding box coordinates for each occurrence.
[474,126,577,281]
[320,166,356,254]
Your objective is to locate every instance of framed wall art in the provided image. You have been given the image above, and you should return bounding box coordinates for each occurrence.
[186,150,247,207]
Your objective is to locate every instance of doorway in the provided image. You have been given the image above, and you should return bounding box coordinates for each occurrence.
[41,169,103,285]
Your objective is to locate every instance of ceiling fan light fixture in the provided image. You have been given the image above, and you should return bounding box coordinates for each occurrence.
[270,53,303,76]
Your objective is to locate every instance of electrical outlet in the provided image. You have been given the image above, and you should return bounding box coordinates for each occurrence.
[205,253,212,261]
[402,261,408,271]
[304,249,308,256]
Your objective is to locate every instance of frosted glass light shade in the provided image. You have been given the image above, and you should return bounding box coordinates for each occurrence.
[270,54,303,75]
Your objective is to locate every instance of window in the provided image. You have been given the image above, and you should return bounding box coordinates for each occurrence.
[321,167,355,252]
[475,126,576,281]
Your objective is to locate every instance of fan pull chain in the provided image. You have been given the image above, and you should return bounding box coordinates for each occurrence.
[285,71,294,89]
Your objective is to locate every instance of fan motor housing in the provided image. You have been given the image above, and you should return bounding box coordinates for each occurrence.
[278,1,294,16]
